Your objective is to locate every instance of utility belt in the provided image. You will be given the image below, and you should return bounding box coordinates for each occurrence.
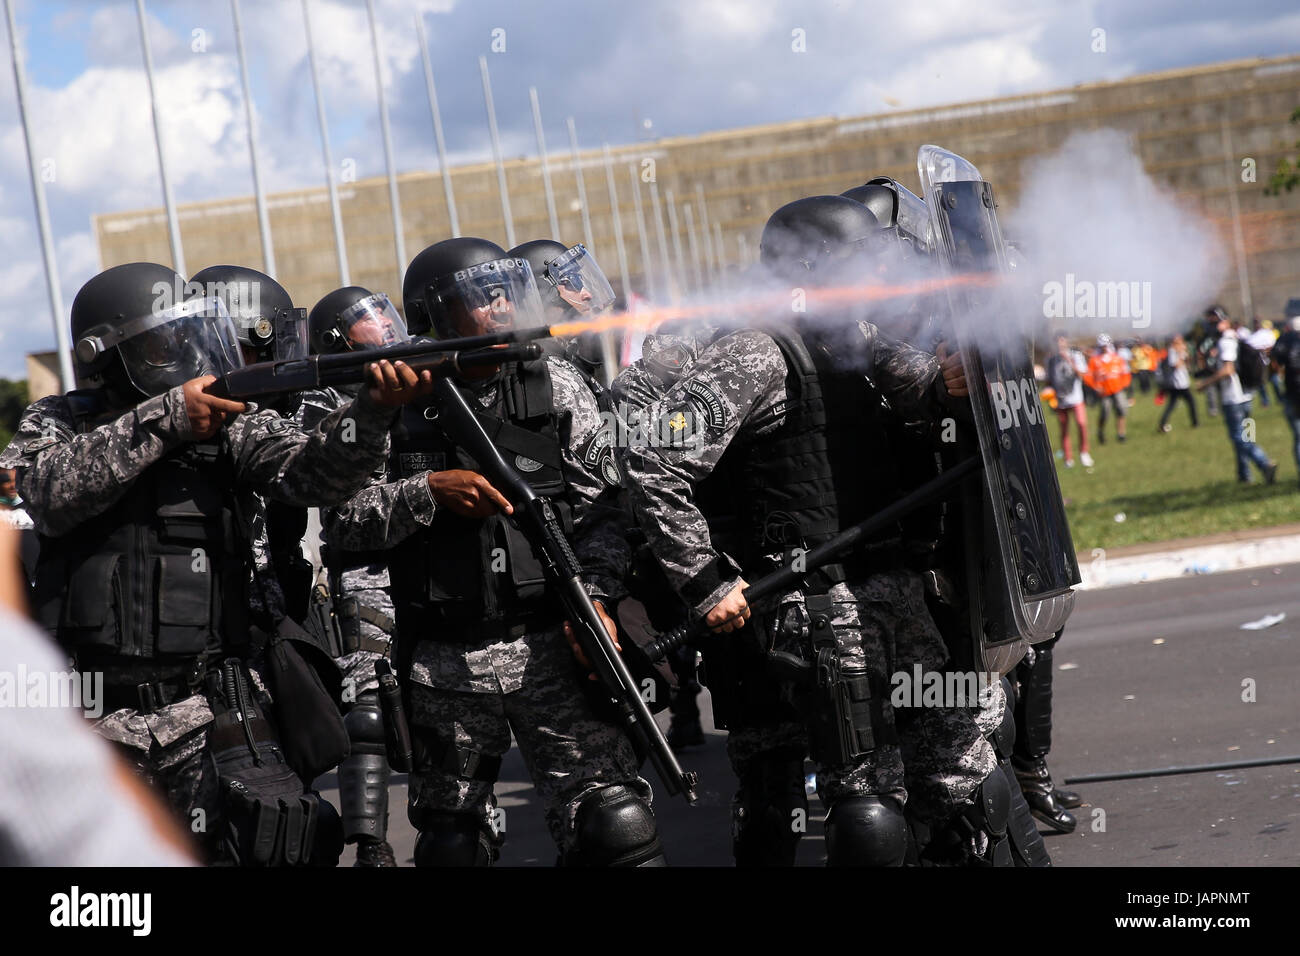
[400,601,561,644]
[320,545,390,574]
[86,655,209,714]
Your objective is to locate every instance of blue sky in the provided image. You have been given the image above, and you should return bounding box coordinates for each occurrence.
[0,0,1297,379]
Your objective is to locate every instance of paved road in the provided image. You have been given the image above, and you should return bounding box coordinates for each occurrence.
[320,562,1300,866]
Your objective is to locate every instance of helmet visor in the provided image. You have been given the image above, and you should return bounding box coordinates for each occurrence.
[115,297,244,397]
[339,293,410,351]
[437,257,546,337]
[274,307,309,361]
[544,244,616,315]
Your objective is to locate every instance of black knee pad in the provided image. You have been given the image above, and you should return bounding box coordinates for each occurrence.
[565,786,666,867]
[413,812,499,867]
[732,747,807,867]
[824,795,908,867]
[343,693,387,752]
[340,693,390,843]
[919,770,1014,867]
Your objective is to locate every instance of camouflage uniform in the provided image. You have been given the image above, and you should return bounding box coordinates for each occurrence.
[323,357,650,856]
[0,383,397,857]
[299,386,395,697]
[617,324,998,834]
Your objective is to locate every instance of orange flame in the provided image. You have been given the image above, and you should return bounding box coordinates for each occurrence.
[546,273,1001,341]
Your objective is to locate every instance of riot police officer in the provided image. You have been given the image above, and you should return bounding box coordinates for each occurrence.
[509,239,618,383]
[190,265,315,625]
[322,238,665,866]
[0,261,429,865]
[617,197,1012,866]
[305,285,411,866]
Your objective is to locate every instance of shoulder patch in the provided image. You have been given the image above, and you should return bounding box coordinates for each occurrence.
[23,436,59,454]
[683,379,728,430]
[580,427,622,487]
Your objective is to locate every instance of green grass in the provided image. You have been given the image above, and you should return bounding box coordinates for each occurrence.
[1046,388,1300,552]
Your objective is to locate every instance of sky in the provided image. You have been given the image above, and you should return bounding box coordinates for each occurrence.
[0,0,1297,380]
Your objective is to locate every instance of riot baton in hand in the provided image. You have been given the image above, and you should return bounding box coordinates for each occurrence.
[639,454,986,665]
[431,377,699,804]
[206,340,545,400]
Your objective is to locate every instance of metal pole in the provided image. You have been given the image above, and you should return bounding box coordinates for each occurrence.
[713,220,727,288]
[302,0,349,284]
[648,181,676,302]
[529,87,560,239]
[1220,115,1253,319]
[664,188,687,295]
[568,117,594,254]
[601,145,631,301]
[231,0,275,277]
[682,202,704,294]
[696,184,717,286]
[628,164,656,300]
[4,0,74,391]
[1064,754,1300,785]
[416,13,459,237]
[366,0,405,287]
[479,56,515,248]
[600,145,631,381]
[135,0,185,276]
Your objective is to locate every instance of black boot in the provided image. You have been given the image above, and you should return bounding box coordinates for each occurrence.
[354,837,397,867]
[1053,786,1083,809]
[1013,758,1076,834]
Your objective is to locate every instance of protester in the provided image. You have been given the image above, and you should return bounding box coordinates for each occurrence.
[1047,334,1093,467]
[1197,309,1277,484]
[1157,335,1198,432]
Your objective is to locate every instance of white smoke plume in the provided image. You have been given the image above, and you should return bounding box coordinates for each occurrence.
[1004,128,1229,344]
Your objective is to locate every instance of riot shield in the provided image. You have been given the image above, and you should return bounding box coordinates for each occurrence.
[917,145,1079,661]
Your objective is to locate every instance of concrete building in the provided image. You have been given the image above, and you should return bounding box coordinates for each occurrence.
[94,54,1300,330]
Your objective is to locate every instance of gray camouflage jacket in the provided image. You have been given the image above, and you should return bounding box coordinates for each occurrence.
[0,383,398,540]
[322,357,629,603]
[616,320,948,618]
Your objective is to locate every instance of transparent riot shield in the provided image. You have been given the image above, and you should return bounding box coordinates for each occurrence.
[917,145,1079,654]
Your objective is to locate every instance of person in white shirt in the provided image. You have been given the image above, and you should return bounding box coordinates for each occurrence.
[1197,311,1277,483]
[1157,335,1198,432]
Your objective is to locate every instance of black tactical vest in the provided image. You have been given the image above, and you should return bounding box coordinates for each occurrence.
[696,327,908,584]
[32,390,249,679]
[386,360,574,625]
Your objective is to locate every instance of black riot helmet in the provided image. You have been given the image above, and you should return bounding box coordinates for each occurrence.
[402,236,546,339]
[189,264,304,363]
[841,177,933,255]
[71,261,243,400]
[759,195,891,285]
[508,240,616,318]
[308,285,409,355]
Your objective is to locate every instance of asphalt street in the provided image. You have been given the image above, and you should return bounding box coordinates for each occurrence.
[320,562,1300,867]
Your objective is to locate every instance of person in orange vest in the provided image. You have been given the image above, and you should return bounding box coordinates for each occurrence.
[1087,333,1131,443]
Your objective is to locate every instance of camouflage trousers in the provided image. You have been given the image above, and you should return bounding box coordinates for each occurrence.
[728,569,998,826]
[333,566,395,697]
[99,694,221,859]
[405,623,652,854]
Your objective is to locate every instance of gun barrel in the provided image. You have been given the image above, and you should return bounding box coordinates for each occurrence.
[313,326,552,373]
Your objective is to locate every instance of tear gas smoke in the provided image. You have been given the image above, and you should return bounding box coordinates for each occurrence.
[1005,128,1228,343]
